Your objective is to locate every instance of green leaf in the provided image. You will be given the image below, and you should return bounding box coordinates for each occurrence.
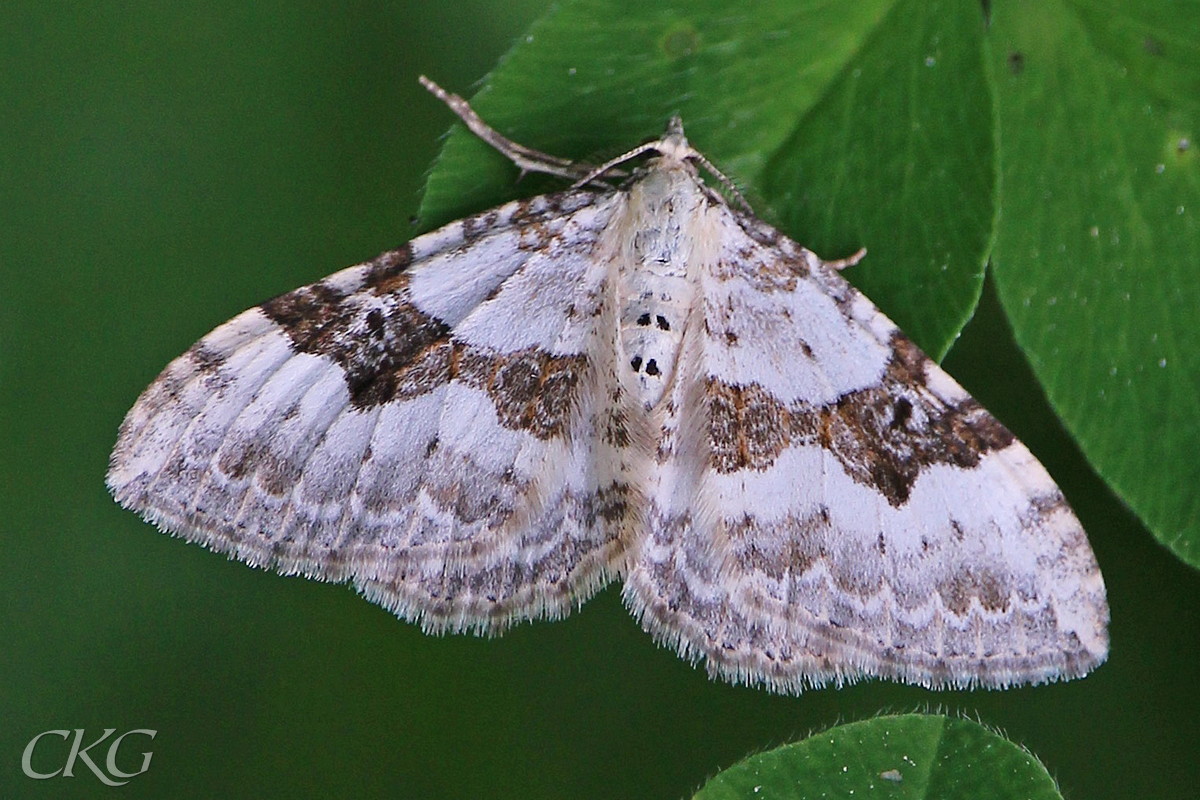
[761,0,994,357]
[988,1,1200,566]
[693,714,1064,800]
[416,0,1200,568]
[418,0,994,359]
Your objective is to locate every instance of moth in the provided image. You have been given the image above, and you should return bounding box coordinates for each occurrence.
[108,78,1108,692]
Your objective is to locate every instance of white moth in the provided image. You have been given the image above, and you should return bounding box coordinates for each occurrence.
[108,77,1108,693]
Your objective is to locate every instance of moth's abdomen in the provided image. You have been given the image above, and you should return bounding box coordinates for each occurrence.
[619,270,691,408]
[615,165,713,408]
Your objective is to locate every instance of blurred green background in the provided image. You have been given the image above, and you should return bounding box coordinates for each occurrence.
[2,2,1197,798]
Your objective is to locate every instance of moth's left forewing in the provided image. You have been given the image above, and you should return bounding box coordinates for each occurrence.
[109,189,643,634]
[627,197,1109,692]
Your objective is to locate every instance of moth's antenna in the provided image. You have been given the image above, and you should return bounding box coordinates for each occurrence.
[569,142,661,190]
[422,77,752,211]
[688,150,753,214]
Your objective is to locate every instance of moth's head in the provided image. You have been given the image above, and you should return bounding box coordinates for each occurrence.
[653,115,695,166]
[639,115,751,212]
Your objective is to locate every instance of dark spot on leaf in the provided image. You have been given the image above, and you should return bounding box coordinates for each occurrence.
[661,24,700,58]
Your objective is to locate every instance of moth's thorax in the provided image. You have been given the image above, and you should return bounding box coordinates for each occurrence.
[611,161,716,409]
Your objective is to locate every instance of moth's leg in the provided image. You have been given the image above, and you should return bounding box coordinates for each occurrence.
[420,76,600,183]
[824,247,868,271]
